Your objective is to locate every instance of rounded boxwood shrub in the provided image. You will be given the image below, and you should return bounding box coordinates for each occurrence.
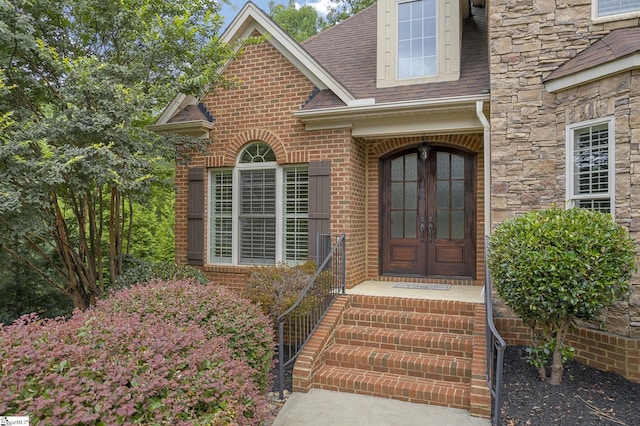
[488,207,636,385]
[0,309,269,425]
[115,258,209,289]
[98,279,274,391]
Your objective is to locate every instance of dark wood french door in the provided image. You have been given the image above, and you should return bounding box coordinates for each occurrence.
[380,147,475,278]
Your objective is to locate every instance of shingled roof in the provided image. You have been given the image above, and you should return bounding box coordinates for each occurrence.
[300,5,489,110]
[544,27,640,82]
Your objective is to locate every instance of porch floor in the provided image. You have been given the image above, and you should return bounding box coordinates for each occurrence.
[346,280,485,303]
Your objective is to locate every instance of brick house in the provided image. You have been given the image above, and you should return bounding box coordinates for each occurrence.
[150,0,640,411]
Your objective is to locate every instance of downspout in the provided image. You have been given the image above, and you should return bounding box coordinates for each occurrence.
[476,100,491,236]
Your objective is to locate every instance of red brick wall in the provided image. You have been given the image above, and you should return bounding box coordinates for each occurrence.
[494,317,640,383]
[174,36,365,289]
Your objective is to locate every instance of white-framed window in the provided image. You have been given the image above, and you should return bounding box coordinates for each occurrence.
[397,0,437,79]
[208,142,309,265]
[593,0,640,18]
[566,117,615,214]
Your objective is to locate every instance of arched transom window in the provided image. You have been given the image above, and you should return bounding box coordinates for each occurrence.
[209,142,309,265]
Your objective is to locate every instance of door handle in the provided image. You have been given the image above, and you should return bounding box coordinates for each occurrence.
[428,216,433,241]
[419,215,425,241]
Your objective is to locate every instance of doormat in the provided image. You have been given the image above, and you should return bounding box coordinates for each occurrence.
[393,283,451,291]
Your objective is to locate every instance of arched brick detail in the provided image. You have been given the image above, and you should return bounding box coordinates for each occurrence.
[371,134,484,158]
[225,129,289,165]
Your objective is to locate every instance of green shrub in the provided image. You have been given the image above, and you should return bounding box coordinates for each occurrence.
[99,279,274,391]
[488,208,636,385]
[115,258,209,288]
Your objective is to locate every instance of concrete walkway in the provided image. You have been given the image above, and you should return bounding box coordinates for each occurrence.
[272,389,491,426]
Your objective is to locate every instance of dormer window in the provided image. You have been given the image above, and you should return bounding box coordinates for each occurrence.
[398,0,437,79]
[377,0,461,88]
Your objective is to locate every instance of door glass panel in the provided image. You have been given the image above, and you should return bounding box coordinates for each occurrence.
[437,152,450,179]
[405,212,416,238]
[405,181,417,209]
[391,211,403,238]
[452,181,464,208]
[451,154,465,179]
[436,211,449,239]
[405,153,417,180]
[451,211,464,239]
[437,181,449,209]
[392,157,403,180]
[391,182,403,209]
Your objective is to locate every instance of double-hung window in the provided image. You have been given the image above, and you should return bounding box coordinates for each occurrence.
[594,0,640,18]
[209,142,309,265]
[566,118,614,214]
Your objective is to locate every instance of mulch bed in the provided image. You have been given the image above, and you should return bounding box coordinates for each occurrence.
[500,345,640,425]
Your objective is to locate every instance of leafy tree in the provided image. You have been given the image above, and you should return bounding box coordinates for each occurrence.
[488,208,636,385]
[324,0,376,28]
[269,0,321,42]
[0,0,235,309]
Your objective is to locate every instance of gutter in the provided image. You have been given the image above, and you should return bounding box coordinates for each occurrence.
[294,94,492,121]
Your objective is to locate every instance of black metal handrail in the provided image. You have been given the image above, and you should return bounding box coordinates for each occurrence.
[276,233,346,400]
[484,235,507,425]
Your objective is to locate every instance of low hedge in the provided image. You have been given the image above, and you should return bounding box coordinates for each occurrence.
[99,279,275,391]
[0,279,275,425]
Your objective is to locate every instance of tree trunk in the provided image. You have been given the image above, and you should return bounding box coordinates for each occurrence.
[537,366,547,381]
[550,345,564,385]
[549,321,571,385]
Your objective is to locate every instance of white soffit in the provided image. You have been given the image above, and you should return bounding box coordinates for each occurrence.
[295,94,490,137]
[545,52,640,93]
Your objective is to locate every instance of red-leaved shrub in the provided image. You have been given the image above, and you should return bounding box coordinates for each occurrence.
[98,279,275,390]
[0,280,274,425]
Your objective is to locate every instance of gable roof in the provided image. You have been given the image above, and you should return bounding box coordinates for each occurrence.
[152,2,490,137]
[221,2,355,104]
[544,27,640,92]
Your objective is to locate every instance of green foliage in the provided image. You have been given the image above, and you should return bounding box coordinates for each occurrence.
[269,0,322,42]
[127,163,177,263]
[0,0,233,308]
[0,250,74,325]
[488,208,636,383]
[115,258,209,288]
[323,0,376,28]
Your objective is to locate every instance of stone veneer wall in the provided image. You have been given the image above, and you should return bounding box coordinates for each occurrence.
[489,0,640,335]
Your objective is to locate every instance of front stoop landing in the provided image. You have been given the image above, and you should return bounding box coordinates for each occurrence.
[292,294,491,419]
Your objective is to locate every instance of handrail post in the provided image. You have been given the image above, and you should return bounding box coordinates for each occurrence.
[278,317,285,401]
[340,234,346,294]
[484,235,507,426]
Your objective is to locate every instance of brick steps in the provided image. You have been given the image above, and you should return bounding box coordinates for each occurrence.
[296,295,486,411]
[324,344,472,383]
[334,325,473,358]
[343,307,475,334]
[313,365,470,409]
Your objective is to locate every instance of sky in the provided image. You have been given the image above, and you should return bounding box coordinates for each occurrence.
[220,0,333,29]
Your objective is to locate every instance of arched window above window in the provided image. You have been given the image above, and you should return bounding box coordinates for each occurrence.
[240,142,276,164]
